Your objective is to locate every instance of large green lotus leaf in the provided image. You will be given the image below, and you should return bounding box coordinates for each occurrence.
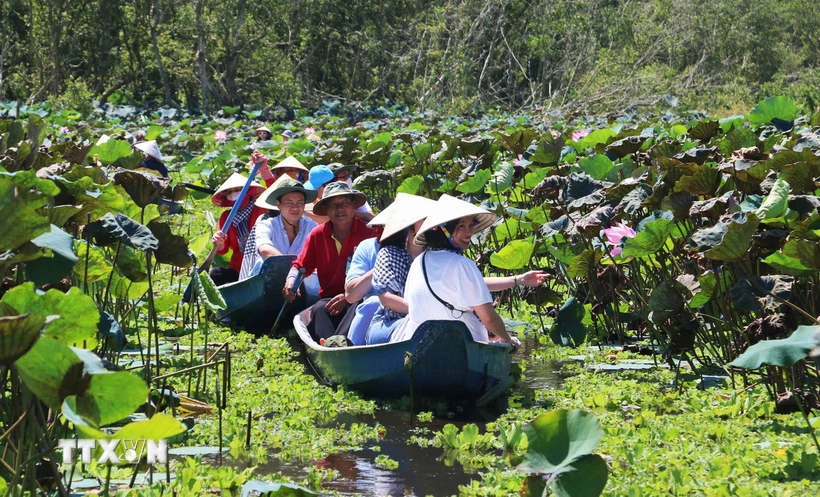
[97,213,159,252]
[87,139,133,165]
[540,215,571,239]
[397,175,423,195]
[197,271,227,312]
[240,480,318,497]
[520,476,547,497]
[0,178,51,253]
[687,120,720,143]
[578,129,616,149]
[674,165,721,196]
[76,371,148,426]
[605,136,646,158]
[719,128,758,158]
[567,249,601,278]
[530,133,564,167]
[647,280,685,322]
[115,246,148,282]
[113,169,170,208]
[493,218,520,244]
[31,224,77,262]
[748,96,798,127]
[756,178,790,219]
[616,184,652,216]
[514,409,603,474]
[147,219,193,267]
[456,169,492,194]
[688,213,759,261]
[113,412,187,441]
[459,137,493,157]
[780,161,818,194]
[621,218,674,258]
[26,225,78,286]
[0,313,45,366]
[486,161,515,194]
[98,311,127,351]
[0,170,60,208]
[783,239,820,269]
[550,298,587,347]
[550,453,609,497]
[729,275,793,313]
[37,205,82,228]
[73,239,113,283]
[14,337,87,409]
[564,173,603,202]
[763,252,813,276]
[730,326,820,369]
[578,154,614,181]
[1,283,98,347]
[490,238,534,270]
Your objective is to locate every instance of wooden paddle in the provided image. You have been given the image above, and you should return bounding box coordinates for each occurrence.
[269,268,306,336]
[184,162,264,302]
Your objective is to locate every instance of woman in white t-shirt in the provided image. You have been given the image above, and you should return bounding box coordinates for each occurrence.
[395,194,547,344]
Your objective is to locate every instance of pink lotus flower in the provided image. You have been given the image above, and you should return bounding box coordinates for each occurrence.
[304,127,315,135]
[60,126,70,134]
[513,154,523,168]
[603,223,636,257]
[571,129,590,141]
[215,130,228,142]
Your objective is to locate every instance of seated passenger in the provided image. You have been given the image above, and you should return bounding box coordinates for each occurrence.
[283,182,379,341]
[365,195,436,344]
[396,195,546,344]
[133,140,169,177]
[328,162,374,220]
[303,165,336,225]
[209,169,268,286]
[239,176,318,279]
[269,155,309,184]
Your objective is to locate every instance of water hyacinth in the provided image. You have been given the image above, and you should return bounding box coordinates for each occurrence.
[603,222,636,256]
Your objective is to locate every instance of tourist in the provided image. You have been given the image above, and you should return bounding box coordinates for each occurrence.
[283,182,379,341]
[328,162,374,220]
[238,176,318,280]
[302,165,336,224]
[133,139,169,177]
[209,168,269,286]
[253,126,273,142]
[364,194,436,344]
[268,155,309,183]
[395,195,547,345]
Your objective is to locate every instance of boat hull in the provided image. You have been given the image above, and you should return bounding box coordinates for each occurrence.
[217,256,318,333]
[294,310,513,401]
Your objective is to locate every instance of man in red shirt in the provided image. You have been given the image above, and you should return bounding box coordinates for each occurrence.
[284,182,379,341]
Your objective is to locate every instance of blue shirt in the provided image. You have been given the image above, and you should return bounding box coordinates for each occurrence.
[344,237,380,298]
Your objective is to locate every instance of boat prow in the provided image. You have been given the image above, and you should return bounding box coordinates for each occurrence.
[293,310,514,403]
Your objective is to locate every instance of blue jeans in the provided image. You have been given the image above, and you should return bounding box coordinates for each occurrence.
[365,315,404,345]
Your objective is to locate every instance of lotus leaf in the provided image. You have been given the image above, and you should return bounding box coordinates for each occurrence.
[550,297,587,347]
[674,165,721,196]
[493,218,520,244]
[763,252,812,276]
[98,311,127,352]
[687,213,759,261]
[490,238,534,270]
[114,246,148,282]
[688,120,720,143]
[730,326,820,369]
[577,129,616,149]
[564,173,603,202]
[486,161,514,194]
[148,219,193,267]
[788,195,820,214]
[0,313,46,365]
[647,280,685,322]
[616,184,652,215]
[568,249,601,277]
[549,453,609,497]
[456,169,491,193]
[621,218,674,258]
[196,271,227,312]
[756,178,790,219]
[87,139,133,165]
[25,224,78,285]
[240,480,317,497]
[606,136,646,158]
[73,239,113,283]
[780,161,817,194]
[96,213,159,251]
[14,337,88,409]
[37,205,82,227]
[0,178,51,253]
[0,170,60,207]
[578,154,614,180]
[530,133,563,166]
[729,275,794,312]
[782,239,820,269]
[675,147,717,165]
[748,96,798,127]
[540,215,571,239]
[661,191,696,220]
[2,283,98,347]
[113,169,171,208]
[76,371,148,426]
[576,206,614,236]
[514,409,604,481]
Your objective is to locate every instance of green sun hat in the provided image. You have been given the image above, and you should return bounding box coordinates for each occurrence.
[255,176,318,210]
[312,182,367,216]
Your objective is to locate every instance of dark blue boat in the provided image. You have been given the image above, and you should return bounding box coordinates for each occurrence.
[217,256,318,333]
[293,310,514,404]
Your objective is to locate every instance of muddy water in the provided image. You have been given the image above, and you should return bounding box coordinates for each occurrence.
[253,338,563,496]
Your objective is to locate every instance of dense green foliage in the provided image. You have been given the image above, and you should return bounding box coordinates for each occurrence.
[1,0,818,113]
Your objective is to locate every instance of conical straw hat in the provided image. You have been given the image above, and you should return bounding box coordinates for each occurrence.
[271,155,310,173]
[414,194,497,245]
[133,140,164,161]
[212,173,265,207]
[379,194,437,241]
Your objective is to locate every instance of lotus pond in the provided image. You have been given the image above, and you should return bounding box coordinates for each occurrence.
[1,98,820,496]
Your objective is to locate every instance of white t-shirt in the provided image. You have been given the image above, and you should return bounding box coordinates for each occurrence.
[392,250,493,343]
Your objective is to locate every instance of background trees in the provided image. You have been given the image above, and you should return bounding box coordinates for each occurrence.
[1,0,818,114]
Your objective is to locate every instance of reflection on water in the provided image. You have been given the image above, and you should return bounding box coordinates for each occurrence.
[251,337,563,496]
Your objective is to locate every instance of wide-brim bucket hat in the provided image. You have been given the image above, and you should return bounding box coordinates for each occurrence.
[379,194,437,242]
[254,126,272,138]
[414,194,497,245]
[134,140,165,161]
[212,172,265,207]
[312,182,367,216]
[271,155,310,174]
[255,176,317,210]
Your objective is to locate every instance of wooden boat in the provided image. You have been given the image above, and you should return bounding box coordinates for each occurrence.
[217,256,318,333]
[293,309,514,404]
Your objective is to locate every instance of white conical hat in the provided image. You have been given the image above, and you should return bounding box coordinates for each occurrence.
[134,140,164,161]
[271,155,309,173]
[379,194,437,241]
[367,192,414,228]
[212,172,265,207]
[414,194,497,245]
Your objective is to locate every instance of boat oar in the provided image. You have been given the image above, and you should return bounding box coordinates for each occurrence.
[183,162,264,303]
[269,268,306,336]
